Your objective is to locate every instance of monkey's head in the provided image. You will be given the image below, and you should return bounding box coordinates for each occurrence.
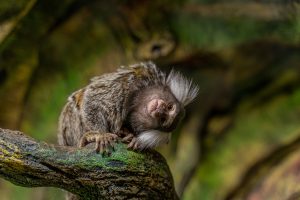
[127,69,199,149]
[147,92,183,132]
[129,86,184,133]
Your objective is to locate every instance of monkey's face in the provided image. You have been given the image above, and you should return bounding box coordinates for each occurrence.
[129,86,184,133]
[146,94,183,132]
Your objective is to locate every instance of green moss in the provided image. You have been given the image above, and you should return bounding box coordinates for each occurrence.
[33,142,169,178]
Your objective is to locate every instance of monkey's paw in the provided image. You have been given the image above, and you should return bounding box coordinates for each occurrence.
[122,134,141,151]
[79,132,118,155]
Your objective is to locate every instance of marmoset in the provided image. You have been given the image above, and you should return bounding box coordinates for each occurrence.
[58,62,198,154]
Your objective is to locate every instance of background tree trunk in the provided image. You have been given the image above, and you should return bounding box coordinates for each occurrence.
[0,0,300,199]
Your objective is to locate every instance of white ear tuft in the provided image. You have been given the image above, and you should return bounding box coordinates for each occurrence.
[167,69,199,106]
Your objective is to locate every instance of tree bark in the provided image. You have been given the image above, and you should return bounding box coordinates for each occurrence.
[0,128,178,200]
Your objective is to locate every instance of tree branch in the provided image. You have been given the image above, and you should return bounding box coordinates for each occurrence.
[0,128,178,200]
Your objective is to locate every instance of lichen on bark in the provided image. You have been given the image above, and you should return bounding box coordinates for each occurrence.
[0,128,178,200]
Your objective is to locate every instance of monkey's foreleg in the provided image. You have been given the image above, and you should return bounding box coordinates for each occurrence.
[79,132,118,154]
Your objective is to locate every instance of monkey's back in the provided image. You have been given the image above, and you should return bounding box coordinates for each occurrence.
[58,96,84,146]
[58,62,166,147]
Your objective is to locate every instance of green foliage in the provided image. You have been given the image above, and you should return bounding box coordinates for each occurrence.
[1,0,300,199]
[184,88,300,200]
[173,15,299,50]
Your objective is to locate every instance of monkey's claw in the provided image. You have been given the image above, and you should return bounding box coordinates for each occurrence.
[79,132,118,154]
[121,133,134,143]
[127,137,140,150]
[122,134,140,150]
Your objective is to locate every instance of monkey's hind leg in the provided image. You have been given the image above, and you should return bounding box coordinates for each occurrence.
[79,131,118,154]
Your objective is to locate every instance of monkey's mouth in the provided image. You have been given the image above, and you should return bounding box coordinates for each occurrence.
[147,98,165,118]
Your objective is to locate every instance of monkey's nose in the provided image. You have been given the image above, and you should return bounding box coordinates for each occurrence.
[148,99,167,119]
[155,106,167,121]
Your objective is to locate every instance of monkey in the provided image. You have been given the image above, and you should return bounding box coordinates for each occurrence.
[58,62,198,200]
[58,62,198,154]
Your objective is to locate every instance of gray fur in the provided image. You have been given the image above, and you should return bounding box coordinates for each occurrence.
[58,62,198,200]
[58,61,198,147]
[59,62,164,146]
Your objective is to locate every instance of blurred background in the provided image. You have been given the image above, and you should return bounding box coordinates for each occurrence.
[0,0,300,199]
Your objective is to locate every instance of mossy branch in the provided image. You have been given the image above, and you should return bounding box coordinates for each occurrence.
[0,128,177,200]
